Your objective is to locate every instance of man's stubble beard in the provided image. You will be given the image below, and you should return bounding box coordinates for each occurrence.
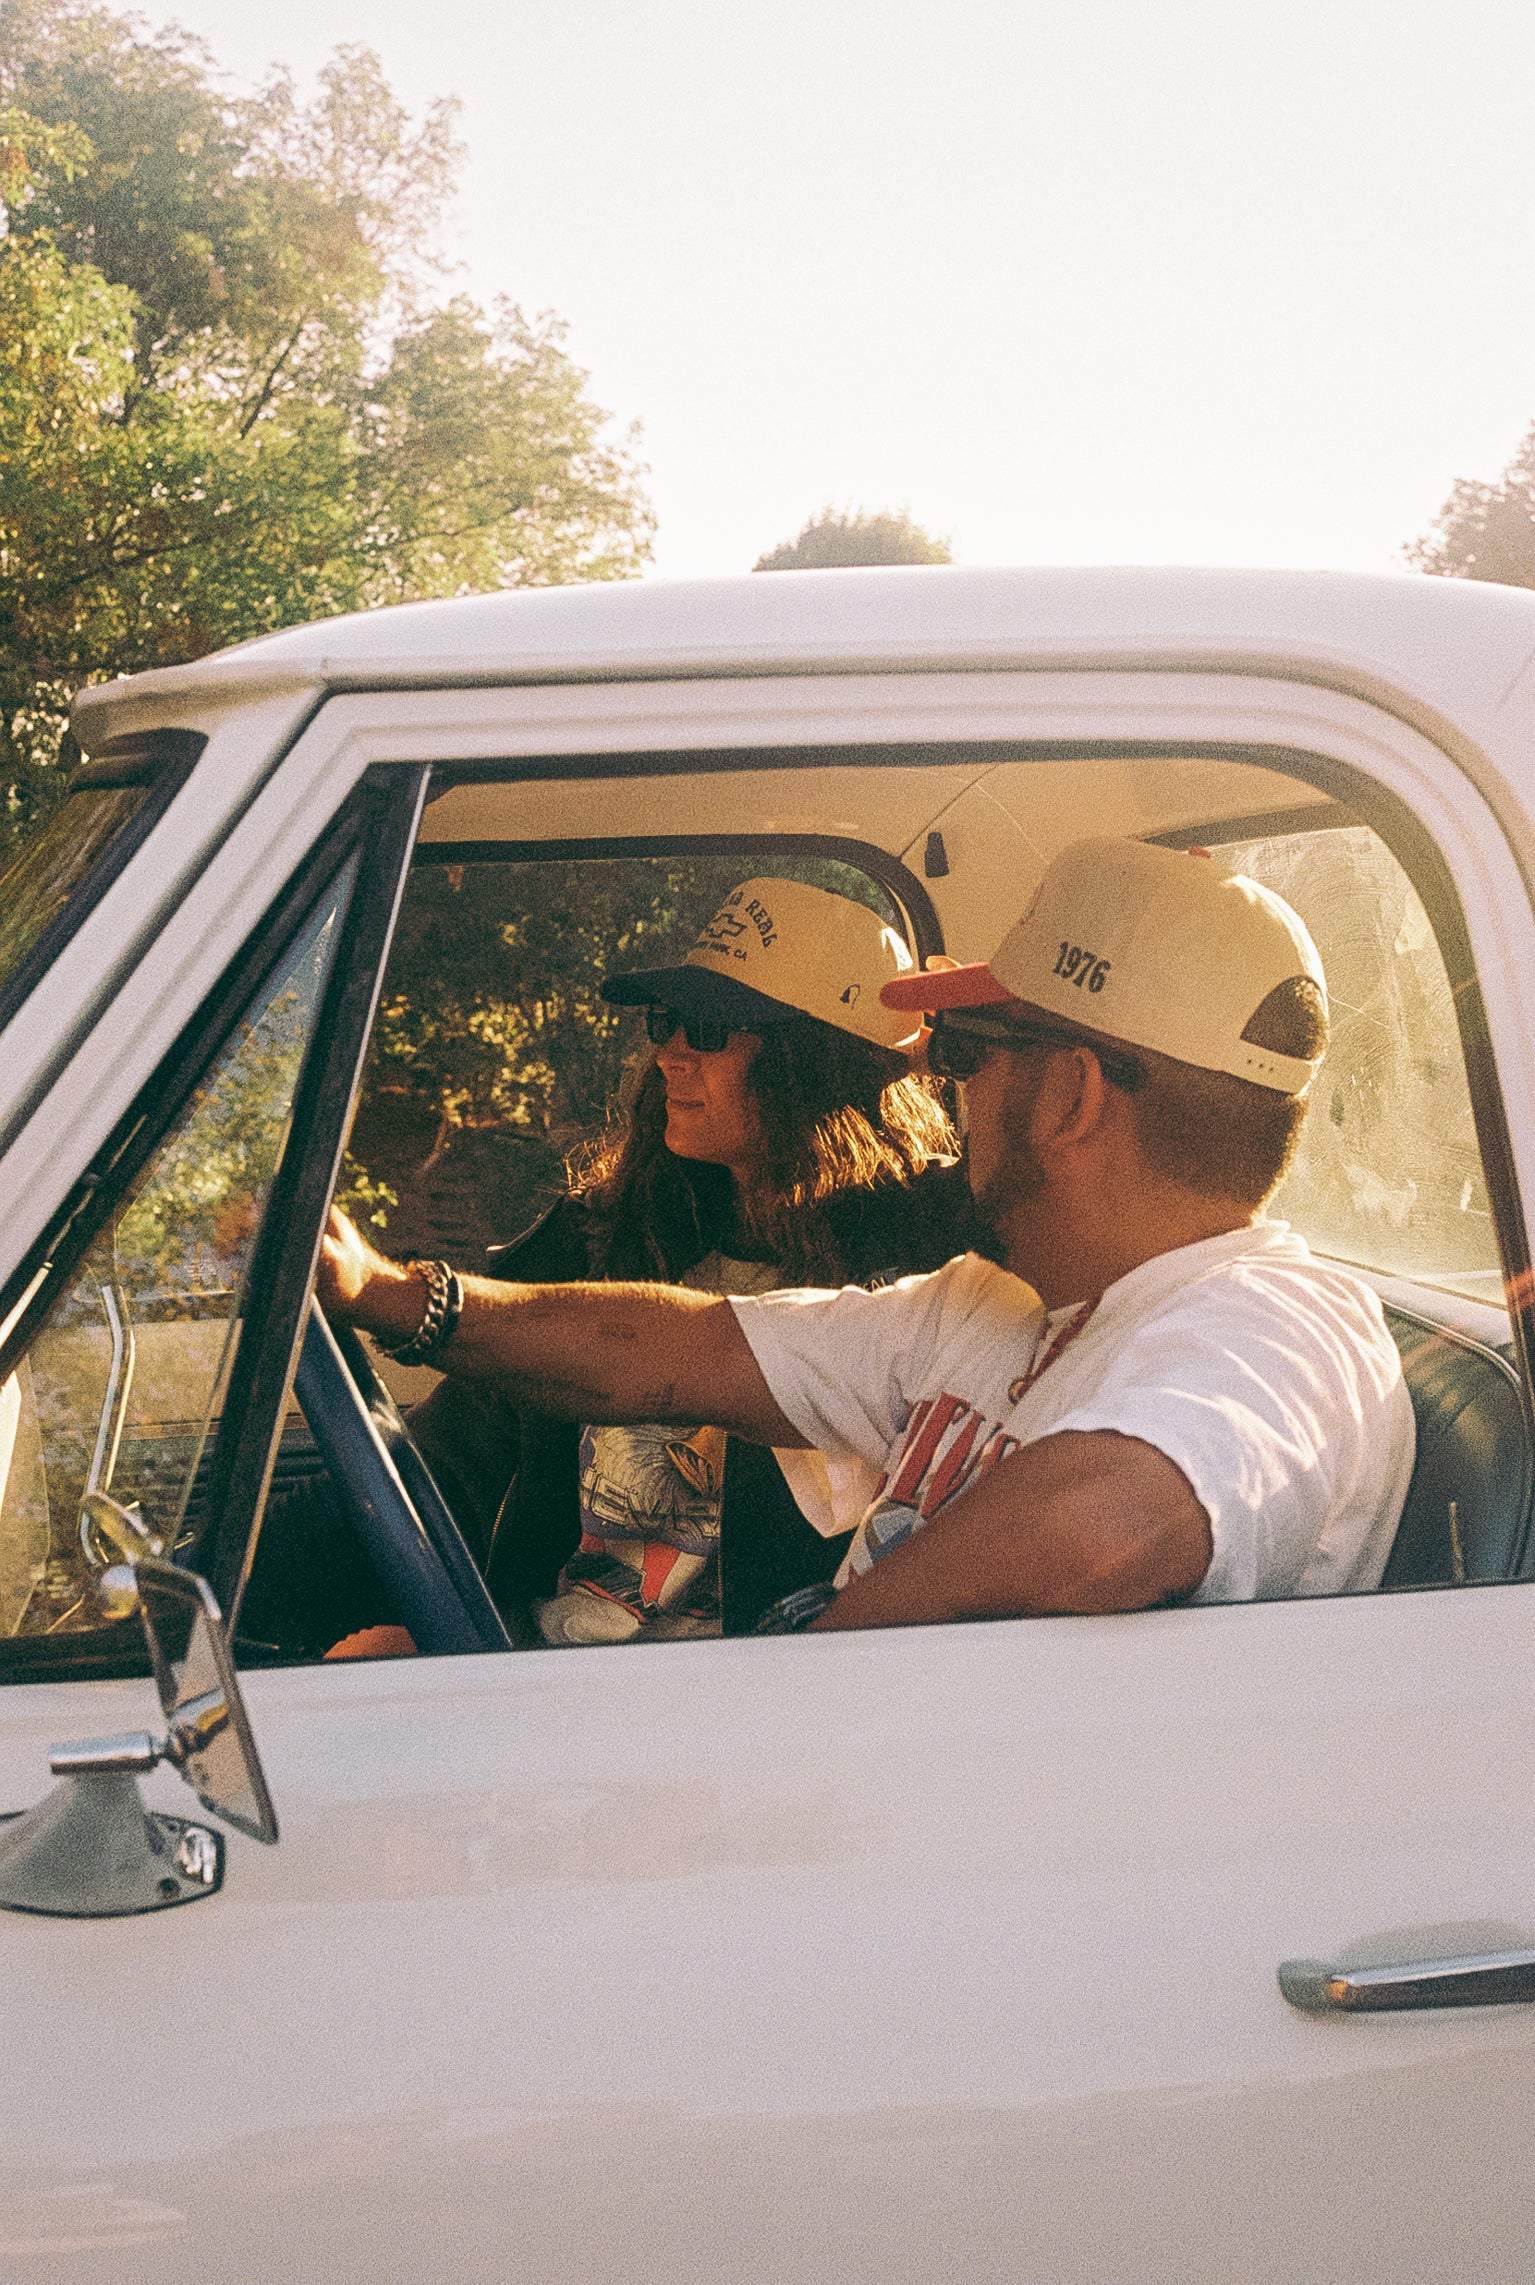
[969,1124,1049,1258]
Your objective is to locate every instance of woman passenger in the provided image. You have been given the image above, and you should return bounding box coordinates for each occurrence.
[397,874,980,1641]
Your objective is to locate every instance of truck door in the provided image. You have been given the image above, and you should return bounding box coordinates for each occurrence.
[2,684,1535,2285]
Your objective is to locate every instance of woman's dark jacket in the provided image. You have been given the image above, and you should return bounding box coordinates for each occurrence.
[410,1159,982,1636]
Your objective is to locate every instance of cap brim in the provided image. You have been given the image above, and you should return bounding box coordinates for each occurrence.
[601,964,801,1026]
[880,961,1015,1013]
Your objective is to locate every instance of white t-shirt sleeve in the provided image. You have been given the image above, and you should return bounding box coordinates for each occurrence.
[730,1262,966,1465]
[1044,1277,1412,1601]
[730,1254,1042,1515]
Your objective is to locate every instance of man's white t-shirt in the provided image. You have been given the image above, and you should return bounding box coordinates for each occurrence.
[729,1224,1416,1604]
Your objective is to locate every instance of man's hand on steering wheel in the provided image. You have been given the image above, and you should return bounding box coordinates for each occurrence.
[317,1204,422,1344]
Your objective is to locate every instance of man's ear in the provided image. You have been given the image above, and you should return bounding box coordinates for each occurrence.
[1030,1046,1113,1158]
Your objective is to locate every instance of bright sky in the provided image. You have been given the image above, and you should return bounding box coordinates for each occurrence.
[163,0,1535,580]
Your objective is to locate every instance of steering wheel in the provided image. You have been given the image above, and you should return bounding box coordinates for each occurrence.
[294,1302,513,1655]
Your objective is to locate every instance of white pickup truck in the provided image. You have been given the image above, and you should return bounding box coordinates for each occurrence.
[2,565,1534,2283]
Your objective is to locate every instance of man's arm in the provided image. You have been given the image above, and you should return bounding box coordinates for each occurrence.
[811,1429,1212,1629]
[318,1208,806,1445]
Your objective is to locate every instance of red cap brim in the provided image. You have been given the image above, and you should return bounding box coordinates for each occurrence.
[880,961,1015,1012]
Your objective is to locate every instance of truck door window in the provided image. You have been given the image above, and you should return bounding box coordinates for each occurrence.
[0,873,353,1641]
[345,848,904,1274]
[0,785,145,987]
[1210,823,1500,1306]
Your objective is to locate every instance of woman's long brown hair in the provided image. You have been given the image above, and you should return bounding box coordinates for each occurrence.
[572,1016,957,1284]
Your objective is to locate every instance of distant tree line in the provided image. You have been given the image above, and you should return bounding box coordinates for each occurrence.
[1409,431,1535,588]
[753,506,950,571]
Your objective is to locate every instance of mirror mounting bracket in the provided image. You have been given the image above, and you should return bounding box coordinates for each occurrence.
[0,1730,223,1916]
[0,1559,277,1918]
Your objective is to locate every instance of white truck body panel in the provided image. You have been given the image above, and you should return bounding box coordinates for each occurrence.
[3,1587,1534,2281]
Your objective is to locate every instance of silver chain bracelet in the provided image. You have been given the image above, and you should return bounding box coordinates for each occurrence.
[376,1258,463,1366]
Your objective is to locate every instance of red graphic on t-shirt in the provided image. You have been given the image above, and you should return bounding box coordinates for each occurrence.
[870,1301,1099,1526]
[871,1396,1021,1523]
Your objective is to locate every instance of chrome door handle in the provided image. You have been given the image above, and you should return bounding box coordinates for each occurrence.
[1280,1949,1535,2012]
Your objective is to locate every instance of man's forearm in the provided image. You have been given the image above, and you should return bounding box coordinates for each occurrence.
[446,1278,723,1420]
[811,1431,1212,1631]
[344,1264,803,1444]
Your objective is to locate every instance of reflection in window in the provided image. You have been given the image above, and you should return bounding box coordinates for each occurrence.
[0,868,354,1637]
[348,851,901,1262]
[0,786,147,997]
[1218,825,1500,1305]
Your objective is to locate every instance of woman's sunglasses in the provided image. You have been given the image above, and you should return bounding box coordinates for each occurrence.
[644,1008,735,1053]
[927,1011,1145,1092]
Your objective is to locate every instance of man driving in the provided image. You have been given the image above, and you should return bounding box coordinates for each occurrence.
[320,838,1414,1631]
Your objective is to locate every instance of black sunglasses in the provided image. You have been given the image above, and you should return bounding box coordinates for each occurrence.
[927,1011,1145,1092]
[644,1008,735,1053]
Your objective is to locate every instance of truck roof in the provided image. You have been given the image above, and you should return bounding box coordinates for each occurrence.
[70,564,1535,769]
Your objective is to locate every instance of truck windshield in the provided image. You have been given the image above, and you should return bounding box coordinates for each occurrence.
[0,787,149,1001]
[0,732,207,1031]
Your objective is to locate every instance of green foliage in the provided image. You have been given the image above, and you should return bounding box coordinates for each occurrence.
[3,5,460,398]
[0,229,369,830]
[753,506,952,572]
[361,298,652,597]
[0,101,91,205]
[0,779,141,975]
[13,891,345,1634]
[0,0,653,860]
[1408,430,1535,587]
[114,985,306,1310]
[334,1152,398,1232]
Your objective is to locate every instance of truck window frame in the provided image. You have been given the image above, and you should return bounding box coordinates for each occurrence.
[0,765,426,1682]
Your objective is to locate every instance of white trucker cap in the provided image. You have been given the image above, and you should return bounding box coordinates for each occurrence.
[881,837,1328,1093]
[603,876,923,1050]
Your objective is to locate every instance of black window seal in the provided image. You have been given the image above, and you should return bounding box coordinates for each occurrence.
[1151,799,1360,848]
[414,831,944,964]
[0,729,208,1042]
[428,741,1008,786]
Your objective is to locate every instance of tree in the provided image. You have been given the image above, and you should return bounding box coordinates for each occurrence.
[1407,428,1535,587]
[753,506,951,572]
[3,4,459,409]
[0,2,653,860]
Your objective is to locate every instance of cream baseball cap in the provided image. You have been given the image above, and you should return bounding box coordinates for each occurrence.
[603,876,923,1050]
[881,837,1328,1093]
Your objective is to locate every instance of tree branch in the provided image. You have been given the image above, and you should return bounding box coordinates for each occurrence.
[238,318,308,439]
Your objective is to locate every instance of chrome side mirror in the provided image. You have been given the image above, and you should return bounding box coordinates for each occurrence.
[0,1559,278,1918]
[137,1558,278,1845]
